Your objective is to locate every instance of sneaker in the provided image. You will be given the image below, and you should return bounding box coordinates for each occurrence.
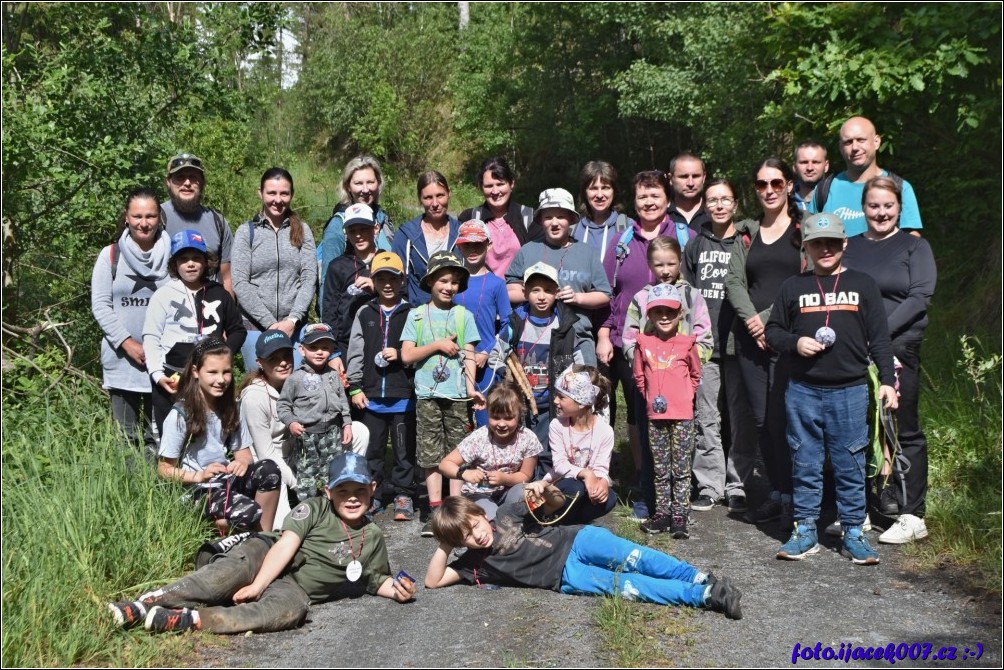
[691,495,715,512]
[420,521,434,538]
[629,499,650,522]
[879,485,901,516]
[640,514,672,534]
[368,497,384,516]
[726,494,747,512]
[841,527,880,565]
[393,495,415,522]
[107,601,147,628]
[878,514,928,545]
[746,493,783,524]
[776,522,820,560]
[705,576,743,620]
[670,515,689,539]
[824,514,872,537]
[144,606,197,633]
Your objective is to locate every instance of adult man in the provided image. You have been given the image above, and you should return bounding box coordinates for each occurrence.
[667,153,711,234]
[161,153,234,294]
[792,141,829,211]
[811,117,923,237]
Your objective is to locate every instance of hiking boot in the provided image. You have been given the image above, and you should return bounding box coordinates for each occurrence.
[144,606,197,633]
[726,493,747,512]
[841,526,880,565]
[393,495,415,521]
[640,514,672,534]
[670,515,689,539]
[107,601,147,628]
[420,521,435,538]
[691,495,715,512]
[705,576,743,620]
[776,522,820,560]
[824,514,872,537]
[878,514,928,545]
[746,493,783,524]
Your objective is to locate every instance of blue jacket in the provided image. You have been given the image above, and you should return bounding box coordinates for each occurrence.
[317,203,393,313]
[390,215,462,305]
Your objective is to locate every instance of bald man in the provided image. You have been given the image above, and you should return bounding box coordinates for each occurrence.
[810,116,923,237]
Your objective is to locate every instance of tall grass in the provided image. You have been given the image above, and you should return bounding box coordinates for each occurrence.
[1,378,209,667]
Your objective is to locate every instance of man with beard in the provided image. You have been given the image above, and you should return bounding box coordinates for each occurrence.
[666,153,710,238]
[792,141,830,211]
[162,153,234,295]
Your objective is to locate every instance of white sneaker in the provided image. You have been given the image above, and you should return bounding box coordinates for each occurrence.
[878,514,928,544]
[824,514,872,537]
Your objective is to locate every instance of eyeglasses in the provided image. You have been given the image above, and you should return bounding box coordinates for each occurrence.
[168,154,203,173]
[705,197,735,207]
[754,178,787,193]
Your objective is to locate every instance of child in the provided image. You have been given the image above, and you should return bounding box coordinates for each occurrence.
[452,219,513,427]
[276,323,369,502]
[321,203,380,369]
[144,229,246,438]
[425,493,742,620]
[156,337,281,534]
[108,453,416,634]
[345,251,419,521]
[401,250,485,536]
[507,262,587,473]
[632,283,702,538]
[765,213,897,565]
[541,365,618,524]
[439,382,541,520]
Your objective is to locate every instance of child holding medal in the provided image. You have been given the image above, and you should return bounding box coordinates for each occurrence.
[346,251,419,521]
[632,283,702,538]
[765,213,897,565]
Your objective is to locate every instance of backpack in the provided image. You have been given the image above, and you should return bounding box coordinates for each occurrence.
[611,221,690,288]
[812,171,904,212]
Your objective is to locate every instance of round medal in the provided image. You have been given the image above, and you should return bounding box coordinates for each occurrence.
[346,284,363,296]
[374,352,389,368]
[433,363,451,383]
[346,559,363,582]
[815,326,837,348]
[652,395,668,414]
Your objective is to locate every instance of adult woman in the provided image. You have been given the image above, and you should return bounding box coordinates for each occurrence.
[596,171,694,490]
[317,155,394,315]
[844,176,937,544]
[237,329,298,530]
[683,179,758,512]
[91,187,172,456]
[232,168,317,371]
[391,171,462,305]
[725,158,803,525]
[573,161,633,265]
[459,157,543,277]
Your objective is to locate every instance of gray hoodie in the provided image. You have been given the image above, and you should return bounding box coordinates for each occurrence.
[232,213,317,331]
[276,362,349,434]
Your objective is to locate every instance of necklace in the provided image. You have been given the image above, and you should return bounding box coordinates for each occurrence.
[813,268,842,347]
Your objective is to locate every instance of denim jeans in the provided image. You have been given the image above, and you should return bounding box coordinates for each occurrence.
[785,381,869,527]
[560,526,705,607]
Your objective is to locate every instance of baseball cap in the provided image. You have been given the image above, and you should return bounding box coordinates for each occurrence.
[370,251,404,277]
[801,212,846,243]
[342,203,376,229]
[301,323,336,345]
[523,262,559,286]
[255,329,294,360]
[170,229,208,258]
[421,250,470,291]
[534,188,578,222]
[167,153,204,175]
[327,452,372,489]
[457,219,490,244]
[647,282,682,311]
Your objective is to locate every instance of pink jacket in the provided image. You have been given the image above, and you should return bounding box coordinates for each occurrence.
[633,333,701,420]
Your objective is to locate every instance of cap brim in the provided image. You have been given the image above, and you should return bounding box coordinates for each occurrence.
[648,300,682,311]
[524,271,559,285]
[328,474,373,488]
[343,217,376,229]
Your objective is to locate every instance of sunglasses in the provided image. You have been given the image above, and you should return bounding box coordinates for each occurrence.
[754,178,787,193]
[168,155,203,172]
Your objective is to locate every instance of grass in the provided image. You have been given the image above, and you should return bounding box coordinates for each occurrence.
[1,377,211,667]
[593,587,698,668]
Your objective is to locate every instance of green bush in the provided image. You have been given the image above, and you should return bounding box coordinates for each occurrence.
[1,372,209,666]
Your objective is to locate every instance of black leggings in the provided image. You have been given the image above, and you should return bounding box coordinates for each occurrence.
[736,330,792,494]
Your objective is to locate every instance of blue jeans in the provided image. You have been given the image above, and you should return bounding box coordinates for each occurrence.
[785,381,869,527]
[560,526,705,607]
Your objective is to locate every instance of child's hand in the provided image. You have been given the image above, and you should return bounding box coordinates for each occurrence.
[796,336,824,358]
[438,334,460,357]
[158,376,179,395]
[485,470,506,487]
[524,480,547,508]
[289,421,305,437]
[227,460,249,478]
[474,351,489,369]
[470,390,486,410]
[381,347,398,362]
[351,392,369,410]
[584,471,609,503]
[233,582,265,604]
[342,423,353,446]
[390,574,417,602]
[198,462,228,482]
[462,468,488,485]
[354,276,374,294]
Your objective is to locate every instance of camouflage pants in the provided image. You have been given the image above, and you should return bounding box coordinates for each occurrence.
[191,460,281,529]
[294,423,370,496]
[416,398,470,469]
[649,419,696,519]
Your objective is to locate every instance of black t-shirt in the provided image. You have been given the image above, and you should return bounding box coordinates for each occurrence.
[746,224,802,313]
[448,499,580,591]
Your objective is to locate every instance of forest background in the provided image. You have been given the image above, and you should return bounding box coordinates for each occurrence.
[2,3,1001,667]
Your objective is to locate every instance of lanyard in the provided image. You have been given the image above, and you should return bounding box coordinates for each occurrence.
[338,517,365,562]
[814,269,842,331]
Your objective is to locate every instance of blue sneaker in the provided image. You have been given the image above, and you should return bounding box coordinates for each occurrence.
[630,499,650,522]
[841,526,880,565]
[776,522,820,560]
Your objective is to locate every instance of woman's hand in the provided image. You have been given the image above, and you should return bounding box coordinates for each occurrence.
[271,320,296,338]
[596,337,614,366]
[879,385,899,411]
[745,314,765,339]
[158,376,179,395]
[121,338,146,366]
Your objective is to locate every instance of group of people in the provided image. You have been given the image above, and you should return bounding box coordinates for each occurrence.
[93,113,935,636]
